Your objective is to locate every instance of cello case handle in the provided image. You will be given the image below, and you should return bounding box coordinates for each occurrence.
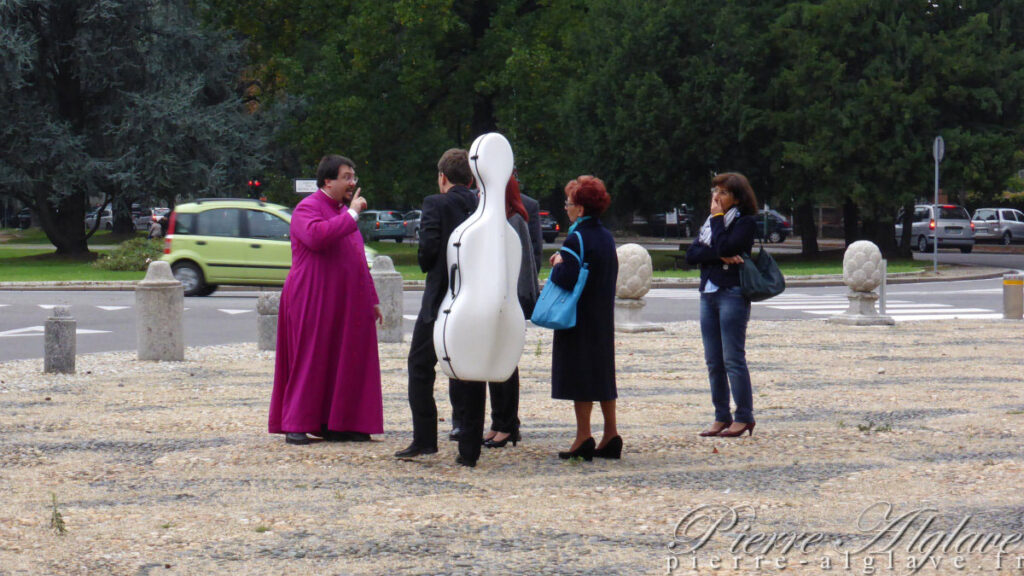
[449,263,459,297]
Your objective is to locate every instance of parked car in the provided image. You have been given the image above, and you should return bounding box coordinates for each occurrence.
[972,208,1024,245]
[403,209,422,240]
[358,210,406,242]
[539,210,559,243]
[650,204,697,237]
[16,208,32,229]
[161,197,378,296]
[894,204,974,253]
[84,207,115,230]
[752,209,793,244]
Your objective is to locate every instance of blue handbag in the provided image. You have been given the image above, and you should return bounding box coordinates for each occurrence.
[530,231,589,330]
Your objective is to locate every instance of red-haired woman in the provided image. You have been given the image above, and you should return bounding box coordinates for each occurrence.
[482,176,539,448]
[548,176,620,461]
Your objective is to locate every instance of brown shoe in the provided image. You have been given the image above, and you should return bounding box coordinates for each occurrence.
[699,421,731,437]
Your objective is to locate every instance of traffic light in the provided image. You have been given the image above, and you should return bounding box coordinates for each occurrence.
[247,179,262,199]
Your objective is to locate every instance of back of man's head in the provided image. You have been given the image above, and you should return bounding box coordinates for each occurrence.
[437,149,473,187]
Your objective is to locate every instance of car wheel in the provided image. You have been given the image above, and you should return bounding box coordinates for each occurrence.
[195,284,218,296]
[1001,232,1012,246]
[768,231,783,243]
[960,245,973,254]
[916,236,928,252]
[172,261,208,297]
[105,222,113,230]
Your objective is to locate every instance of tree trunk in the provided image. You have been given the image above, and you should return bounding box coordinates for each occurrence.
[112,195,135,234]
[842,198,859,247]
[33,187,90,256]
[796,201,819,257]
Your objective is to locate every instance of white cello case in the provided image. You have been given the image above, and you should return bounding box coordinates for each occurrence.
[433,132,526,382]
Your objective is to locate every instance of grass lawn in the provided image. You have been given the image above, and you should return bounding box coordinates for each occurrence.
[0,247,144,282]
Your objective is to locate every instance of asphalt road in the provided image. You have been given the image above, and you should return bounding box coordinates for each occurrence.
[0,276,1010,362]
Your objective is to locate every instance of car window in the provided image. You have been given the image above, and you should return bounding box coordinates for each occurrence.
[379,211,402,222]
[914,208,930,222]
[974,209,995,221]
[196,208,241,237]
[1013,211,1024,222]
[246,209,290,240]
[938,206,969,220]
[172,213,196,235]
[1001,210,1017,222]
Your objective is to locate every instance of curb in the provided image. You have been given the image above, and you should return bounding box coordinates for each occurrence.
[0,268,1011,292]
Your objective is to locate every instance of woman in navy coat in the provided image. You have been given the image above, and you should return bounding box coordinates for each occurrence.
[685,172,759,438]
[548,176,620,461]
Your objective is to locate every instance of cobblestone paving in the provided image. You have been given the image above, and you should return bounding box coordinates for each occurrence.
[0,320,1022,575]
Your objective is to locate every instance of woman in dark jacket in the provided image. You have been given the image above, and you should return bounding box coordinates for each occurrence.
[549,176,620,461]
[483,176,539,448]
[685,172,758,438]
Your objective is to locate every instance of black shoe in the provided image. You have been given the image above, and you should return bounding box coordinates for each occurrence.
[394,443,438,458]
[558,437,595,461]
[483,428,521,449]
[455,455,477,468]
[285,433,312,445]
[594,435,623,459]
[448,427,463,441]
[322,430,371,442]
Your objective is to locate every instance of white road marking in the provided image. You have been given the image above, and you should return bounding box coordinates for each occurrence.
[96,306,130,311]
[217,309,252,315]
[0,326,111,338]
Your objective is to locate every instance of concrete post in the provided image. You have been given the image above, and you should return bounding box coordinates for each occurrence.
[257,291,281,351]
[44,306,76,374]
[1003,273,1023,320]
[136,261,184,361]
[614,244,663,333]
[370,255,403,343]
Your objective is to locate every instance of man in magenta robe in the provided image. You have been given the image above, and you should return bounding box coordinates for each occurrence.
[269,155,384,445]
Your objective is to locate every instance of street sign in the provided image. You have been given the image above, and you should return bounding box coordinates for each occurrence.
[666,209,678,225]
[294,179,317,194]
[933,136,944,163]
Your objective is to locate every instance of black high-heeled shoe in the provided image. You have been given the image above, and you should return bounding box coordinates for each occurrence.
[483,428,521,449]
[558,437,595,461]
[594,435,623,459]
[718,421,756,437]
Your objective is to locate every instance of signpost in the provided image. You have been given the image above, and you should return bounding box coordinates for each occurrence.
[932,136,944,274]
[294,179,317,194]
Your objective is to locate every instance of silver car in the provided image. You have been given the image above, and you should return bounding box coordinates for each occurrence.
[972,208,1024,245]
[894,204,974,253]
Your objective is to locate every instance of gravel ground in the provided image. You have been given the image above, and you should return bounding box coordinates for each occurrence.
[1,319,1023,575]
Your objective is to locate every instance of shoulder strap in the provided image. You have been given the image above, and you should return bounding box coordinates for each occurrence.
[560,230,584,264]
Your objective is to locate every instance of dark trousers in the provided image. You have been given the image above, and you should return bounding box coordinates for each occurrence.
[451,379,486,463]
[699,286,754,424]
[407,316,442,449]
[487,368,520,433]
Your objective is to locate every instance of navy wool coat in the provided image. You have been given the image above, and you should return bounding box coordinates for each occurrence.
[548,217,618,402]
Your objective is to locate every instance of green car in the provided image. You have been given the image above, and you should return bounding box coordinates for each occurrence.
[161,198,376,296]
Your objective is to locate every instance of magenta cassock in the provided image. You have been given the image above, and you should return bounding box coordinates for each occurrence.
[268,191,384,435]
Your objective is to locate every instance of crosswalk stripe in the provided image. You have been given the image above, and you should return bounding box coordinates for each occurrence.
[217,309,251,315]
[767,303,953,310]
[96,305,130,311]
[0,326,111,338]
[803,308,993,316]
[882,313,1003,321]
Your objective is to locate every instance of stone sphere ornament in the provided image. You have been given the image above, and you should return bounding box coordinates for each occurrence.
[843,240,883,292]
[615,243,653,299]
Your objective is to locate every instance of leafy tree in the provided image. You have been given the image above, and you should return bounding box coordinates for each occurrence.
[0,0,266,255]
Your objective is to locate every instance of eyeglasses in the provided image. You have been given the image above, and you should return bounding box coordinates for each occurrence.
[340,175,358,184]
[564,201,577,207]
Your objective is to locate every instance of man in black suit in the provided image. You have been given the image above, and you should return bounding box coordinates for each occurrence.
[520,192,543,273]
[396,149,478,460]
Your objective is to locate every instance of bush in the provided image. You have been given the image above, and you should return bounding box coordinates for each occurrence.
[93,238,163,271]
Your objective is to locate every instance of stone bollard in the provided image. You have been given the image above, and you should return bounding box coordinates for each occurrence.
[136,261,184,361]
[371,255,403,343]
[257,291,281,351]
[828,240,894,326]
[1003,273,1023,320]
[614,244,663,333]
[44,306,76,374]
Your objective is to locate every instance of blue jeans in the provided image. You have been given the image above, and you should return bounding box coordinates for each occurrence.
[699,286,753,424]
